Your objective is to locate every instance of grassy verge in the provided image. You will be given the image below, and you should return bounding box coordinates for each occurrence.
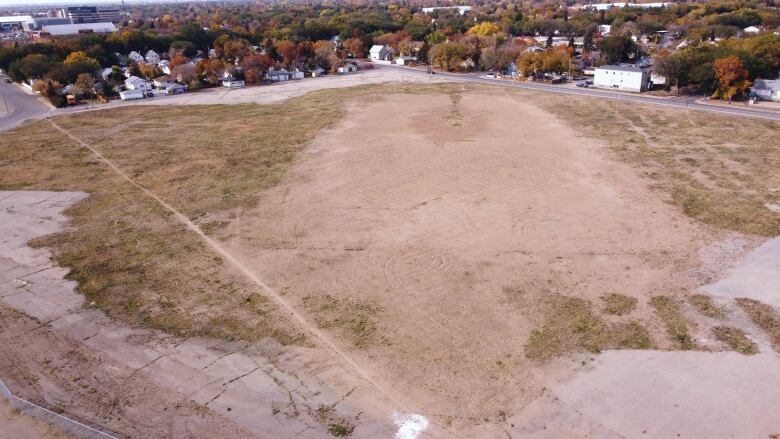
[524,294,652,361]
[527,94,780,236]
[735,298,780,350]
[712,326,759,355]
[649,296,696,350]
[688,294,725,319]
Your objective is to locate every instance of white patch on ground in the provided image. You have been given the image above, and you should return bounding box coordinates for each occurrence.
[702,237,780,307]
[535,235,780,438]
[550,350,780,438]
[393,413,429,439]
[765,203,780,214]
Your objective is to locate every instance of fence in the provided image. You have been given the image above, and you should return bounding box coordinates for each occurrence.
[0,377,119,439]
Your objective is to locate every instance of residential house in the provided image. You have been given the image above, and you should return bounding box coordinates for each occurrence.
[291,69,304,80]
[267,68,291,81]
[369,45,391,61]
[127,51,144,63]
[751,78,780,101]
[311,66,326,77]
[152,75,174,89]
[124,75,153,92]
[395,56,417,65]
[221,75,245,88]
[158,60,171,75]
[145,50,160,64]
[119,89,144,100]
[743,26,761,34]
[99,67,114,81]
[594,64,651,92]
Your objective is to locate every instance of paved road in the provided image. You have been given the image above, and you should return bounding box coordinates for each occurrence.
[383,64,780,122]
[0,77,51,132]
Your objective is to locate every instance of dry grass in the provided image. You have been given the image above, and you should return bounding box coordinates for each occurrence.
[649,296,696,350]
[712,326,759,355]
[0,87,382,343]
[301,294,383,349]
[688,294,725,319]
[524,294,652,361]
[528,94,780,237]
[735,298,780,350]
[600,294,638,316]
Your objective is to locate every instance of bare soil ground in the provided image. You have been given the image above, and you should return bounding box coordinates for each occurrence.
[0,397,72,439]
[222,90,716,420]
[1,82,779,437]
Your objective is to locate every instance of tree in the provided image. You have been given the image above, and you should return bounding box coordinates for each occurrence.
[63,51,100,71]
[654,54,685,93]
[344,37,366,58]
[598,35,637,64]
[467,22,501,37]
[426,31,446,45]
[74,73,95,98]
[428,42,468,71]
[713,55,752,100]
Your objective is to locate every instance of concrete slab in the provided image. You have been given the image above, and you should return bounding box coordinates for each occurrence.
[703,237,780,307]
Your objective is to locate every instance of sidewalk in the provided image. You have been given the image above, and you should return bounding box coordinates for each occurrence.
[695,97,780,113]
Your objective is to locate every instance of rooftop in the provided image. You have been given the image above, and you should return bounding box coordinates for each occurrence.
[597,64,649,72]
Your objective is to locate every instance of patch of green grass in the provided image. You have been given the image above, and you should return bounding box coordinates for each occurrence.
[649,296,696,350]
[735,298,780,350]
[712,326,758,355]
[688,294,725,319]
[600,294,638,316]
[524,294,653,360]
[302,294,383,348]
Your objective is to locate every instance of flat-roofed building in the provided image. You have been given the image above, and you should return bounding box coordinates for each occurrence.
[60,6,120,24]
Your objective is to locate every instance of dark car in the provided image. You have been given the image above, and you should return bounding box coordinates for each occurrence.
[3,78,10,83]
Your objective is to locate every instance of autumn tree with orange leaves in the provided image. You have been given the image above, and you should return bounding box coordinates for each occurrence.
[713,55,752,100]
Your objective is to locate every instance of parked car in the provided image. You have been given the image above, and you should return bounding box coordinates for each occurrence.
[576,80,593,88]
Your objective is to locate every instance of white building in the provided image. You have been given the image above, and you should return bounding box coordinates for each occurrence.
[145,50,160,64]
[421,6,472,15]
[583,2,670,10]
[369,45,391,61]
[751,78,780,101]
[124,75,153,92]
[221,76,245,88]
[37,22,116,37]
[158,60,171,74]
[593,64,651,92]
[291,69,304,80]
[152,75,174,88]
[127,51,144,63]
[743,26,761,34]
[395,56,417,65]
[267,69,290,81]
[119,89,144,100]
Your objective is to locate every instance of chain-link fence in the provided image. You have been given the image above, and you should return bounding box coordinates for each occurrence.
[0,378,119,439]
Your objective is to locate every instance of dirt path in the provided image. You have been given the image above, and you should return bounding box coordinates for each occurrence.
[224,91,713,430]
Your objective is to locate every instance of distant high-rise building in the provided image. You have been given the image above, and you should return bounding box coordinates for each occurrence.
[59,6,120,24]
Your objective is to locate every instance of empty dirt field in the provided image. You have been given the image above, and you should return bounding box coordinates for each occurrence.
[1,82,779,438]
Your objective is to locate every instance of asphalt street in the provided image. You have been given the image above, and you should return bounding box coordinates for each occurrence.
[0,77,51,132]
[383,64,780,122]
